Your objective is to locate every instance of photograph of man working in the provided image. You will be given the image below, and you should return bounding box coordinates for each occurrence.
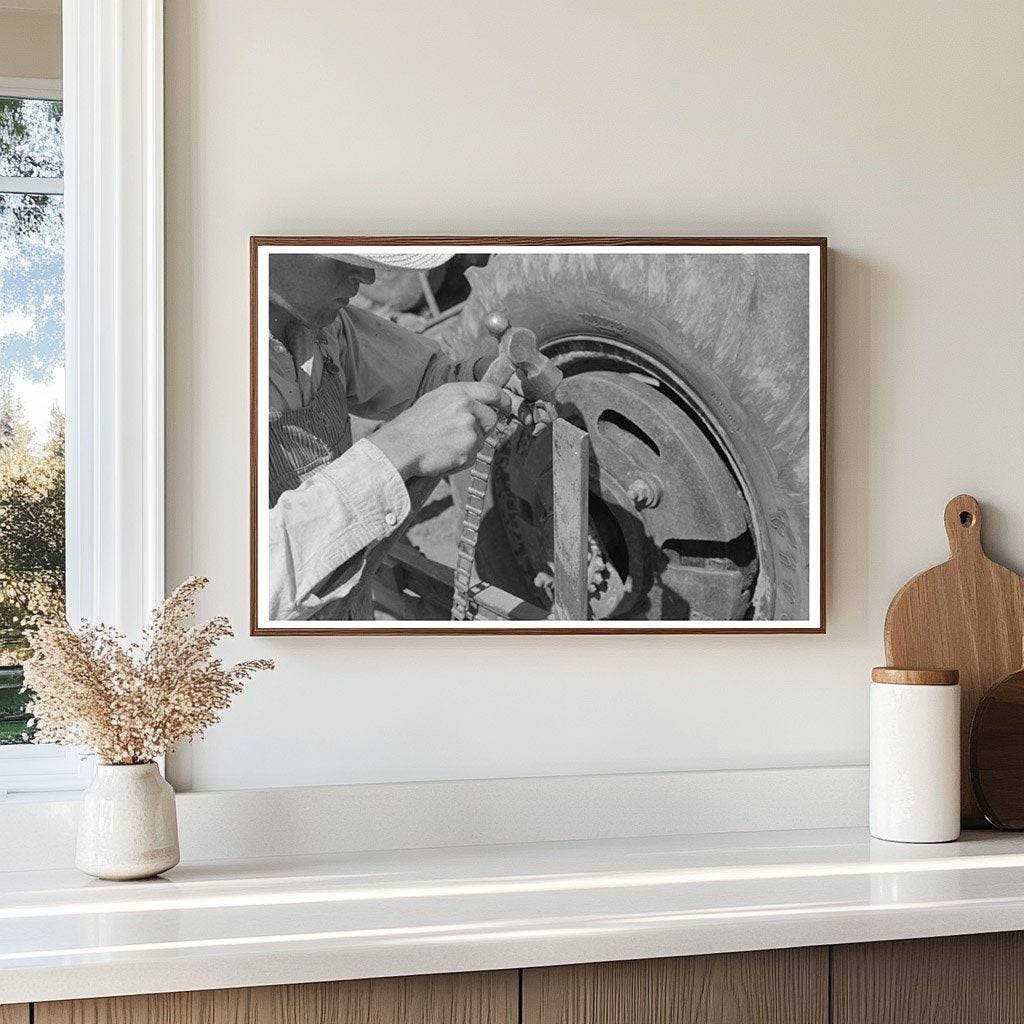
[256,242,819,631]
[267,251,546,622]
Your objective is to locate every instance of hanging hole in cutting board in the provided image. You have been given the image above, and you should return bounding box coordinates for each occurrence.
[960,511,974,527]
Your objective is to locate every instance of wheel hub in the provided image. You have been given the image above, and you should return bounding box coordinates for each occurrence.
[493,366,759,620]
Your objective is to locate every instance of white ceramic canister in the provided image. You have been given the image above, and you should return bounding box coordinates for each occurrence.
[869,667,961,843]
[76,762,180,880]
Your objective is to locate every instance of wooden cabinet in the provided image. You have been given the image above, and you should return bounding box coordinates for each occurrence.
[522,948,828,1024]
[34,971,517,1024]
[21,932,1024,1024]
[832,932,1024,1024]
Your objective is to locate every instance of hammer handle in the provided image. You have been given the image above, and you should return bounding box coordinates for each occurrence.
[480,352,517,390]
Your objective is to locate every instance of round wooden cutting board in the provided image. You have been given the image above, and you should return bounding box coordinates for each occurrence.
[884,495,1024,826]
[970,655,1024,829]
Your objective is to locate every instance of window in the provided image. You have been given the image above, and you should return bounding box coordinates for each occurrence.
[0,80,85,797]
[0,4,166,797]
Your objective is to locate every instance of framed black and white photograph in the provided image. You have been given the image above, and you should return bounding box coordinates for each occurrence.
[250,237,825,635]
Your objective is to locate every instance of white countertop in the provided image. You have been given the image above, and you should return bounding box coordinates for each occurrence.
[4,826,1024,1004]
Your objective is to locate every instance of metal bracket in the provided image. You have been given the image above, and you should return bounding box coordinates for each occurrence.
[550,419,591,621]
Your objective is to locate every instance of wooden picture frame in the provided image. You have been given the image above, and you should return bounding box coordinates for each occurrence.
[251,237,827,635]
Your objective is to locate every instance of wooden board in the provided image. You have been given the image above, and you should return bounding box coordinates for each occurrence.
[522,949,828,1024]
[884,494,1024,825]
[832,932,1024,1023]
[0,1006,29,1024]
[551,419,590,621]
[36,971,517,1024]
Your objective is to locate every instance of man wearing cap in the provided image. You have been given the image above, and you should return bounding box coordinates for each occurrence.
[267,251,511,621]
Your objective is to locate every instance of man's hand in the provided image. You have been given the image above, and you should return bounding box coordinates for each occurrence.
[369,382,512,480]
[504,374,555,437]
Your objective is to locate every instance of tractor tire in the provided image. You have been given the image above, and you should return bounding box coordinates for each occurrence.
[444,252,813,622]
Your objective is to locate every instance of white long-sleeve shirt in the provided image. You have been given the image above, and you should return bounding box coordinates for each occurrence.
[267,305,473,622]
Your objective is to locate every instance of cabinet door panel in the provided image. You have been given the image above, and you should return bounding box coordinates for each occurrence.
[523,948,828,1024]
[832,932,1024,1024]
[0,1006,29,1024]
[36,970,517,1024]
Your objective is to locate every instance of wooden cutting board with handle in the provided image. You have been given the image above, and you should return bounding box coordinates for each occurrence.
[884,494,1024,826]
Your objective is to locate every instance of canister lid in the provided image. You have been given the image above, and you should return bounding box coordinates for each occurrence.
[871,667,959,686]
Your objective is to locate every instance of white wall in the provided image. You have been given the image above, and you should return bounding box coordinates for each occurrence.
[164,0,1024,792]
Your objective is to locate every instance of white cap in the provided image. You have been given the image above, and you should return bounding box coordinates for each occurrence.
[326,251,450,271]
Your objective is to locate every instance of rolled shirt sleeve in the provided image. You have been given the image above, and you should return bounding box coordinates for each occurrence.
[268,438,411,620]
[331,306,490,419]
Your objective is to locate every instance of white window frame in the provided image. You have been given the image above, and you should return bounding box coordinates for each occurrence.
[0,77,64,193]
[0,77,61,101]
[0,0,164,799]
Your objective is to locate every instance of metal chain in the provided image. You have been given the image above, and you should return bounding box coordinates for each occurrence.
[450,412,520,621]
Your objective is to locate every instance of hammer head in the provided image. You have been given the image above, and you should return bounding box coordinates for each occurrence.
[504,326,563,401]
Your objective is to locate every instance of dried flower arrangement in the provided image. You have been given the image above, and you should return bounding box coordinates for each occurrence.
[23,577,273,765]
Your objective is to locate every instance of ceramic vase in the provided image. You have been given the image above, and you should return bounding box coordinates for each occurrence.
[76,762,180,880]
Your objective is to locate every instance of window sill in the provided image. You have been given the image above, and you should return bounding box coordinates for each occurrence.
[0,744,93,799]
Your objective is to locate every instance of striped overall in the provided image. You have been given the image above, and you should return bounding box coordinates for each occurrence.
[267,351,373,620]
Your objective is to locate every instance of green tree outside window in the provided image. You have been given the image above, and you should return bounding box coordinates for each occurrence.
[0,95,65,744]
